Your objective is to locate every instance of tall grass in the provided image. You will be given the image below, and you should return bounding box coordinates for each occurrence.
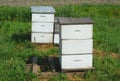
[55,4,120,18]
[0,6,31,21]
[0,5,120,21]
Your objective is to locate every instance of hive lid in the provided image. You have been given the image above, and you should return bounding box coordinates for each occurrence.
[31,6,55,14]
[58,17,93,25]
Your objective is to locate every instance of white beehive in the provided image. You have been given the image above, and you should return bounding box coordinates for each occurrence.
[31,6,55,43]
[58,17,93,71]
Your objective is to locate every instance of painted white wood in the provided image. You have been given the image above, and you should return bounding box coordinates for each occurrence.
[31,33,53,43]
[62,39,93,54]
[32,14,54,22]
[61,24,93,39]
[32,22,54,32]
[54,34,59,44]
[61,54,92,69]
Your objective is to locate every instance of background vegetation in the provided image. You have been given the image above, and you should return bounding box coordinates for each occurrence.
[0,0,120,7]
[0,4,120,81]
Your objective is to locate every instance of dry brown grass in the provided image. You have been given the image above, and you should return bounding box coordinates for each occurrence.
[93,49,120,59]
[0,0,120,7]
[34,44,57,52]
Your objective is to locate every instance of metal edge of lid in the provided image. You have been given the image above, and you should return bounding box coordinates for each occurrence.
[31,6,55,13]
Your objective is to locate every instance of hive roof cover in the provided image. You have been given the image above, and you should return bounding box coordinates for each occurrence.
[31,6,55,14]
[58,17,93,25]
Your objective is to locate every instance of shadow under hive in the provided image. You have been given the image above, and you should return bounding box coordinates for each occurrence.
[37,56,61,72]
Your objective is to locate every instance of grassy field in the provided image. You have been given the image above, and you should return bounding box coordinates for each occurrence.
[0,5,120,81]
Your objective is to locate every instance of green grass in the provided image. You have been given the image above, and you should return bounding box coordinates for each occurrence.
[0,6,31,21]
[85,54,120,81]
[0,4,120,81]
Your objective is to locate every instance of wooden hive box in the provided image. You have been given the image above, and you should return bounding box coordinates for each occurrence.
[31,6,55,43]
[58,17,94,72]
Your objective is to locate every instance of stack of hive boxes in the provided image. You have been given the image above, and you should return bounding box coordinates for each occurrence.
[58,17,93,71]
[31,6,55,43]
[31,6,94,72]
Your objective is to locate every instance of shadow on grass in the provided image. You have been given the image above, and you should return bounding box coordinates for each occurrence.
[11,32,31,43]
